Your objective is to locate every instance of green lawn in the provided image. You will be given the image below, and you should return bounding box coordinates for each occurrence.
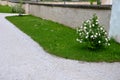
[0,5,12,13]
[6,15,120,62]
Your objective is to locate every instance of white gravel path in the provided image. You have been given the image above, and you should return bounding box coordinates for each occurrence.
[0,13,120,80]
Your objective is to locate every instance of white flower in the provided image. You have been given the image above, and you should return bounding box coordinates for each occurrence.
[91,35,93,38]
[79,40,82,43]
[96,19,98,22]
[98,41,101,43]
[108,43,110,46]
[77,28,82,32]
[102,30,105,32]
[76,38,79,42]
[86,32,89,35]
[98,33,101,36]
[105,38,108,41]
[79,33,81,35]
[76,39,83,43]
[95,33,98,35]
[84,27,87,29]
[92,24,95,27]
[89,25,91,28]
[80,26,83,28]
[105,32,107,35]
[94,35,97,38]
[96,22,98,25]
[100,27,103,30]
[85,36,88,39]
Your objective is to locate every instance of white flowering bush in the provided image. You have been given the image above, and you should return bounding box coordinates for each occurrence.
[11,0,24,16]
[76,14,110,50]
[11,5,24,15]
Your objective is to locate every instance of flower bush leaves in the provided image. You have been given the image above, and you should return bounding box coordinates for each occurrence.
[76,14,110,50]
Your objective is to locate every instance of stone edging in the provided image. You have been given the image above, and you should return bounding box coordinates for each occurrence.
[9,1,111,10]
[29,3,112,10]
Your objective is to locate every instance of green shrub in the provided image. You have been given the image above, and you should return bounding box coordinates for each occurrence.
[76,14,110,50]
[89,0,95,5]
[97,0,101,5]
[11,4,24,15]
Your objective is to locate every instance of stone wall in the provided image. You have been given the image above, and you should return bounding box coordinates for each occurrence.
[101,0,112,5]
[29,3,111,32]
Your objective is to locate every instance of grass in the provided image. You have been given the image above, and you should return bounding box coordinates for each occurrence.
[0,5,12,13]
[6,15,120,62]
